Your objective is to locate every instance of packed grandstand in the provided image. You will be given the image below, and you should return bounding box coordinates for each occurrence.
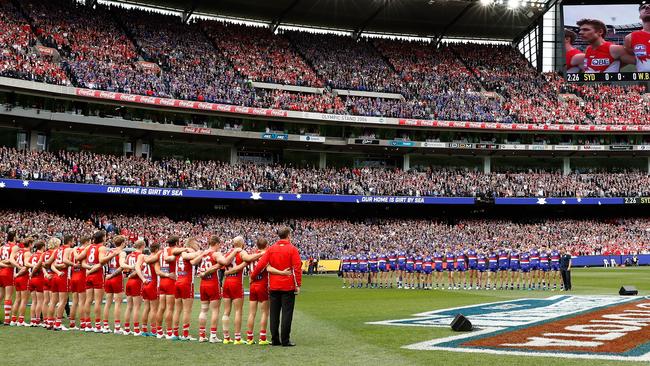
[0,0,649,126]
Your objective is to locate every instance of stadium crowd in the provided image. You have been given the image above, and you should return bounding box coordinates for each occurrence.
[0,0,649,125]
[1,210,649,261]
[2,147,650,198]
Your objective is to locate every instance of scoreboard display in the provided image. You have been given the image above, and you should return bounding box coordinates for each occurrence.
[566,72,650,83]
[562,2,650,83]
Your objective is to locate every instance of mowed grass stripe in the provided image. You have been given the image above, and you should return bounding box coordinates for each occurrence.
[1,267,650,365]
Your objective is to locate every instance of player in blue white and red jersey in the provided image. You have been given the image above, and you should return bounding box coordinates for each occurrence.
[509,249,520,290]
[550,248,561,291]
[404,253,415,289]
[396,249,406,289]
[433,250,444,289]
[340,252,351,288]
[349,254,359,288]
[520,250,531,290]
[466,246,478,290]
[476,251,487,289]
[377,252,388,288]
[454,248,467,290]
[414,254,423,290]
[357,253,369,288]
[368,252,379,288]
[497,247,510,290]
[387,250,397,289]
[423,253,433,290]
[529,247,540,290]
[444,249,455,290]
[539,249,550,290]
[487,250,498,290]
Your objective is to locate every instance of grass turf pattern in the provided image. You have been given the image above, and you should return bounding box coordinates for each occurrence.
[2,267,649,366]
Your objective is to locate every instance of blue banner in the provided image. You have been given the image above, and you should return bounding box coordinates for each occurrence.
[389,140,416,147]
[0,179,474,205]
[572,255,650,267]
[261,133,289,140]
[495,197,625,205]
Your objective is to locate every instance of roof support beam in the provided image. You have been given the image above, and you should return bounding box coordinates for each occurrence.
[270,0,301,33]
[182,0,201,23]
[512,0,560,45]
[434,2,476,47]
[353,0,388,40]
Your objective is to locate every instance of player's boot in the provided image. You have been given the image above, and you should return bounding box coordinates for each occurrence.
[245,339,255,345]
[199,336,209,343]
[233,339,244,345]
[209,334,222,343]
[223,338,233,344]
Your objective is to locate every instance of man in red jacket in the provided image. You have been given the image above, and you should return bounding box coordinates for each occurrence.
[250,227,302,347]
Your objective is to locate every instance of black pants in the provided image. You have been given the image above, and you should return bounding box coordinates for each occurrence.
[269,290,296,345]
[560,269,572,290]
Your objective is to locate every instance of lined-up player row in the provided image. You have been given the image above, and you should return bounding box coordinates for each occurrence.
[0,230,302,345]
[340,246,567,291]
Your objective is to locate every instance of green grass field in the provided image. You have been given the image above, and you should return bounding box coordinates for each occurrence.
[3,267,650,366]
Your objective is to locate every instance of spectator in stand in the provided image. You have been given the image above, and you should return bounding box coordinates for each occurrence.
[2,147,650,198]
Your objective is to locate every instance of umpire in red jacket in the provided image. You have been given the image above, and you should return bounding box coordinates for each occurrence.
[250,226,302,346]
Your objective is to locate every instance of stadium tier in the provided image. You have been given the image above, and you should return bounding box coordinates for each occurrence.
[3,147,650,198]
[1,210,648,260]
[0,0,648,126]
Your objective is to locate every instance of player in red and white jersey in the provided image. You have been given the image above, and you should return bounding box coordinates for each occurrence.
[82,231,126,333]
[141,242,162,337]
[69,236,90,330]
[50,235,75,331]
[168,238,202,341]
[9,238,33,326]
[0,230,19,325]
[564,29,584,73]
[578,18,634,73]
[192,235,241,343]
[43,237,62,330]
[245,237,291,345]
[221,236,263,345]
[28,240,45,327]
[155,235,185,339]
[624,4,650,72]
[122,239,147,336]
[102,235,127,334]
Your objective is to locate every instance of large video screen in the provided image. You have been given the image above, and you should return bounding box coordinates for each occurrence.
[563,2,650,82]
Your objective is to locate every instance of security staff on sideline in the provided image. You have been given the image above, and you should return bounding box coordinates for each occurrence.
[250,227,302,347]
[560,251,572,291]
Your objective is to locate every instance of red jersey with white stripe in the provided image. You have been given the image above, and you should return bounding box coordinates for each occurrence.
[584,41,620,73]
[106,249,121,278]
[14,248,28,278]
[71,246,86,275]
[175,254,194,284]
[159,247,176,275]
[631,30,650,72]
[125,252,140,276]
[249,249,267,286]
[29,253,43,279]
[224,250,244,283]
[143,255,156,283]
[54,245,69,276]
[42,249,55,275]
[0,242,17,278]
[199,251,219,284]
[566,47,582,73]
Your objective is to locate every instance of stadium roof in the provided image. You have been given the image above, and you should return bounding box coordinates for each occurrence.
[109,0,555,41]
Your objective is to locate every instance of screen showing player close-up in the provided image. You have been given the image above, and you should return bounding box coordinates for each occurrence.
[563,2,650,82]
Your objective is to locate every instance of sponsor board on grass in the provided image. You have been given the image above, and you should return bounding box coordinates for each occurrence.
[368,295,650,361]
